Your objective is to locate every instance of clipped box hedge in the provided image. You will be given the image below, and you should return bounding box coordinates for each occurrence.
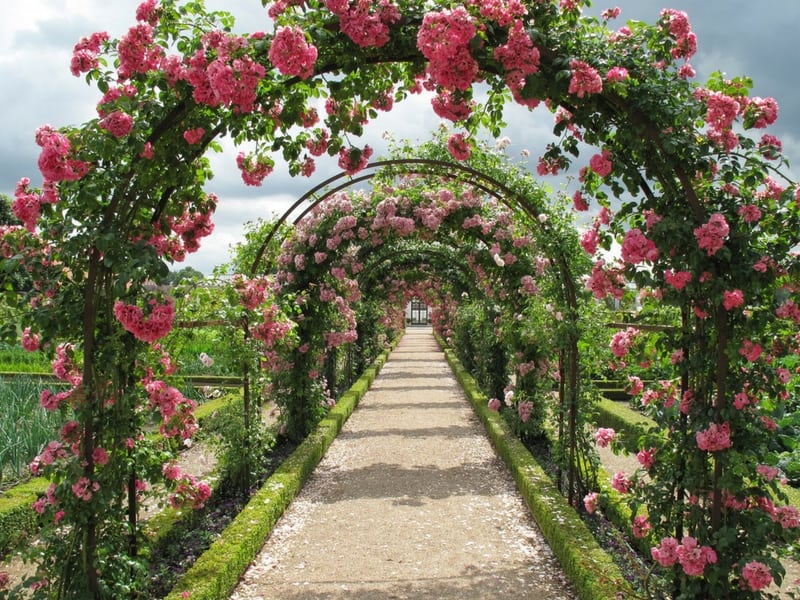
[440,342,636,600]
[0,478,47,557]
[593,397,653,454]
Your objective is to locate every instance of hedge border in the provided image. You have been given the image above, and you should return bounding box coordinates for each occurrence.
[163,337,398,600]
[439,342,636,600]
[593,397,652,454]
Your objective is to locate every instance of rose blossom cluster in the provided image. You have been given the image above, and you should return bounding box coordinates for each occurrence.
[659,9,697,60]
[693,212,729,256]
[621,228,658,264]
[36,125,90,183]
[253,304,295,348]
[568,59,603,98]
[21,327,40,352]
[338,144,374,175]
[52,342,82,386]
[163,463,212,509]
[472,0,527,27]
[234,275,270,310]
[326,0,401,49]
[146,379,198,440]
[117,22,164,80]
[695,421,732,452]
[168,196,216,254]
[741,561,773,592]
[237,152,275,186]
[583,491,600,514]
[651,536,717,577]
[269,25,318,79]
[632,515,651,539]
[70,31,110,76]
[416,7,478,91]
[431,90,475,122]
[594,427,615,448]
[181,31,266,113]
[494,20,541,106]
[664,269,692,291]
[695,87,779,151]
[586,260,625,300]
[610,327,639,359]
[113,297,175,343]
[516,399,534,423]
[12,177,54,233]
[447,133,471,161]
[588,149,613,177]
[32,483,59,516]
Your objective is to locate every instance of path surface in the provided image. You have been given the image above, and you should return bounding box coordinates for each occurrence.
[231,327,576,600]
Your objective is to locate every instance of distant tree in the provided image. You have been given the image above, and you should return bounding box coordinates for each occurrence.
[219,217,294,276]
[0,193,20,225]
[160,266,204,286]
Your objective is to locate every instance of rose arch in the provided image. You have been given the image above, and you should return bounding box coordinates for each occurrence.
[246,140,591,497]
[1,0,799,597]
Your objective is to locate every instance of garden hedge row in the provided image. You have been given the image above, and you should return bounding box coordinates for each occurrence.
[0,392,235,558]
[0,478,45,558]
[439,340,636,600]
[593,397,652,454]
[163,336,398,600]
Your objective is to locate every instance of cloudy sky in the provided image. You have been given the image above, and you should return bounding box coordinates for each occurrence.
[1,1,797,274]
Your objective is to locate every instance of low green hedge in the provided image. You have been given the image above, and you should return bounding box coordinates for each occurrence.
[441,343,636,600]
[0,478,46,557]
[163,335,399,600]
[593,397,652,454]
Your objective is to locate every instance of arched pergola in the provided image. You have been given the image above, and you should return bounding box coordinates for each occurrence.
[247,141,590,501]
[3,2,799,596]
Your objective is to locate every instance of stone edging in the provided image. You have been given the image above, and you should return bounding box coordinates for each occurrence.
[439,341,636,600]
[163,337,399,600]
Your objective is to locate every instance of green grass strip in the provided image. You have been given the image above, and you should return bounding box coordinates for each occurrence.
[440,343,635,600]
[163,335,400,600]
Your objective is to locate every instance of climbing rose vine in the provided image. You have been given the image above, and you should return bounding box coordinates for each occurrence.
[0,0,798,598]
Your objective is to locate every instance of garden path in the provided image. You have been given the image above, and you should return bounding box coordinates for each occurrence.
[230,327,577,600]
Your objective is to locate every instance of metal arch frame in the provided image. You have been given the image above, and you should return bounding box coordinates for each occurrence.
[252,154,586,503]
[248,158,551,276]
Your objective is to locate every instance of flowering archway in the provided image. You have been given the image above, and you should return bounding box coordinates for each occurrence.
[248,137,592,500]
[1,0,799,596]
[263,143,580,437]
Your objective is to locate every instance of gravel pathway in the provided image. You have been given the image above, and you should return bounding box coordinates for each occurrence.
[230,327,577,599]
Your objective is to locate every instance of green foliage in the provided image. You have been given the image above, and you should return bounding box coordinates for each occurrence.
[218,217,295,276]
[0,376,67,483]
[204,397,276,495]
[158,266,205,286]
[0,194,19,227]
[0,343,51,373]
